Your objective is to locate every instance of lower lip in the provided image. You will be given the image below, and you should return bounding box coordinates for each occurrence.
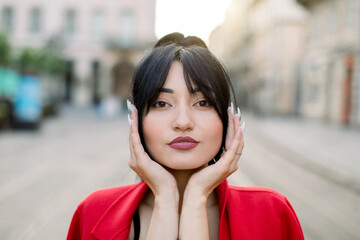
[169,142,199,150]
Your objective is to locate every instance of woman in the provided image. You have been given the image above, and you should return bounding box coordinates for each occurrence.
[67,33,304,240]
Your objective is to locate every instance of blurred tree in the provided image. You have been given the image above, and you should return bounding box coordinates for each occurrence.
[41,34,66,76]
[14,47,66,76]
[15,48,41,75]
[38,48,66,76]
[0,32,11,66]
[0,32,16,129]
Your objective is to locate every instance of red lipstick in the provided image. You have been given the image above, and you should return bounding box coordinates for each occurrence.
[169,136,199,150]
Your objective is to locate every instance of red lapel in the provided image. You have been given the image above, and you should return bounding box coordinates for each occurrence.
[91,181,149,240]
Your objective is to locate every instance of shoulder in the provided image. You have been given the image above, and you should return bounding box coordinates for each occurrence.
[77,183,142,213]
[82,184,137,204]
[228,185,288,202]
[226,185,304,239]
[74,183,145,224]
[67,183,144,239]
[226,185,297,217]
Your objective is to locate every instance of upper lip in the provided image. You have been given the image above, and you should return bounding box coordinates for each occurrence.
[169,136,199,144]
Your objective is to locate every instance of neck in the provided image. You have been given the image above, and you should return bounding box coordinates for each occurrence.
[167,168,196,209]
[143,165,218,214]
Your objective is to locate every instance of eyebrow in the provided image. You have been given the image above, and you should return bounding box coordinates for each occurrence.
[160,88,200,94]
[160,88,174,93]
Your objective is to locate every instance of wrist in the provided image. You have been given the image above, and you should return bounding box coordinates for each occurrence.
[183,188,208,208]
[154,190,179,209]
[184,181,211,199]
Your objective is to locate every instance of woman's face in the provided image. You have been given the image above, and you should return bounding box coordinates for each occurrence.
[142,61,223,170]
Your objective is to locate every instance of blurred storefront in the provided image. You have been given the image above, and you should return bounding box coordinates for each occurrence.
[297,0,360,126]
[210,0,360,127]
[210,0,307,116]
[0,0,157,107]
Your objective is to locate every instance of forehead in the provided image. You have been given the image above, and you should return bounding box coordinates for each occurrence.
[162,61,199,93]
[163,61,184,86]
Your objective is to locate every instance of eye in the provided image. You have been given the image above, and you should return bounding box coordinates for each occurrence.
[153,101,170,108]
[195,100,210,107]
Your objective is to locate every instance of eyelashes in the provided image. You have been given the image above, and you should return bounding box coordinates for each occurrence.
[194,100,210,107]
[153,101,170,108]
[152,99,211,109]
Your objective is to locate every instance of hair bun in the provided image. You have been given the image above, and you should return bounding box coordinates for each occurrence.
[154,32,208,49]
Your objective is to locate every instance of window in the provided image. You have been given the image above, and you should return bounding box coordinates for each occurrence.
[327,0,338,34]
[1,7,14,33]
[310,14,320,40]
[346,0,357,26]
[29,7,42,34]
[119,9,136,46]
[91,10,105,40]
[64,9,76,35]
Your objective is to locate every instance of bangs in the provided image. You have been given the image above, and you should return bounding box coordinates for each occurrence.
[182,69,218,109]
[179,47,230,118]
[140,45,229,116]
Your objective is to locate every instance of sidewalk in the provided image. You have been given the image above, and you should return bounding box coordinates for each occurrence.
[244,112,360,194]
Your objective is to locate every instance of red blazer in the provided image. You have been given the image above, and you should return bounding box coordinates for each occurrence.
[67,180,304,240]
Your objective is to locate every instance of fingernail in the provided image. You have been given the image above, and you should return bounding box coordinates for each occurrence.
[127,99,132,114]
[231,102,234,115]
[241,121,246,132]
[127,114,131,126]
[237,107,241,121]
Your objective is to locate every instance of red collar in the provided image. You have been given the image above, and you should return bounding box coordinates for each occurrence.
[91,180,229,240]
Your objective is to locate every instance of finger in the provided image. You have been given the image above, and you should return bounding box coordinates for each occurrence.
[215,126,242,173]
[224,126,243,162]
[231,129,245,169]
[128,111,134,155]
[128,120,136,166]
[128,105,136,144]
[234,113,240,133]
[128,106,146,164]
[130,121,147,161]
[225,107,235,151]
[132,105,139,127]
[232,144,244,168]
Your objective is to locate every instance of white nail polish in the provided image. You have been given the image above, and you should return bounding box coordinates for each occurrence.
[237,107,241,119]
[127,114,131,126]
[241,121,246,132]
[127,99,131,111]
[231,102,234,115]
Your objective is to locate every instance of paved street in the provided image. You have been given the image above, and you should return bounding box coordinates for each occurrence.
[239,113,360,240]
[0,107,137,240]
[0,107,359,239]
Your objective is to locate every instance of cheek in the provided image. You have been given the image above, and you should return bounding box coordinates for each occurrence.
[142,114,164,153]
[143,117,155,144]
[196,112,223,159]
[205,115,223,149]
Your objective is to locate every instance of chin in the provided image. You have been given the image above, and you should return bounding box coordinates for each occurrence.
[159,157,210,171]
[166,164,204,170]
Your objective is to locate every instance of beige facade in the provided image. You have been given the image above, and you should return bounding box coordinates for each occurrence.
[210,0,253,109]
[210,0,307,115]
[0,0,156,106]
[297,0,360,126]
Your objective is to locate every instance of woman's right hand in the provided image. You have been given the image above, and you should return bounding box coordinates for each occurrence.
[128,104,178,198]
[128,104,179,239]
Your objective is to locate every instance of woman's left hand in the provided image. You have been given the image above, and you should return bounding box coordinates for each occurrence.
[179,107,244,239]
[185,106,244,198]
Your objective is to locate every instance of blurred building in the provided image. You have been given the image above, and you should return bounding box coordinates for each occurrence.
[210,0,307,115]
[0,0,157,107]
[297,0,360,126]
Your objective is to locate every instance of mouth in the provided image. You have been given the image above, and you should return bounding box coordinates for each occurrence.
[169,136,199,150]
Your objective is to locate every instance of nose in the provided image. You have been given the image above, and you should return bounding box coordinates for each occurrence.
[171,104,194,132]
